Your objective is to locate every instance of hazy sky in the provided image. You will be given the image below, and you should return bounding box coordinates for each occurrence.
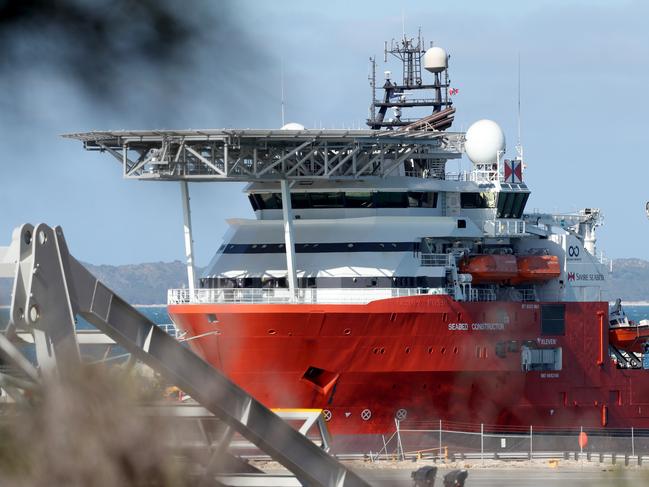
[1,0,648,267]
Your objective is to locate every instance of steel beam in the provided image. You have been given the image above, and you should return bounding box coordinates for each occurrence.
[280,180,298,296]
[4,224,368,487]
[64,129,463,182]
[180,181,196,294]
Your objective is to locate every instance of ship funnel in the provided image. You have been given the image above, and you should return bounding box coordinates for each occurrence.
[423,47,448,73]
[464,119,506,166]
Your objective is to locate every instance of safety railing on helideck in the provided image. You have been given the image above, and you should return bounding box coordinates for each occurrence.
[167,287,450,305]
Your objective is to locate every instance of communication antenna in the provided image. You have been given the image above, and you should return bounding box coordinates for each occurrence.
[281,59,286,127]
[516,52,523,160]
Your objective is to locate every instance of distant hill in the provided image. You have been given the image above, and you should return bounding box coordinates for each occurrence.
[83,261,198,305]
[2,258,649,306]
[0,261,197,306]
[609,259,649,302]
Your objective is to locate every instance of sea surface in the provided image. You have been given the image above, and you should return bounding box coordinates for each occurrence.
[0,306,170,329]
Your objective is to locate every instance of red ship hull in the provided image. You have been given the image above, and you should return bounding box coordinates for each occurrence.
[169,295,649,434]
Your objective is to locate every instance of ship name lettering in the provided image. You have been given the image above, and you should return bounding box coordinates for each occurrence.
[448,323,469,331]
[540,373,560,379]
[448,323,505,331]
[537,337,557,345]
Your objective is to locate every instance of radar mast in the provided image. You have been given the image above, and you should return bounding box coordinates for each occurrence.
[367,29,455,130]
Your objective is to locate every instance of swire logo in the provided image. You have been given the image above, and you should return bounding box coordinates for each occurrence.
[567,272,576,281]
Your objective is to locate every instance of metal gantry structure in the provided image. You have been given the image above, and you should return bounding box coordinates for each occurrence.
[0,223,371,487]
[62,129,462,181]
[63,129,464,298]
[368,30,454,130]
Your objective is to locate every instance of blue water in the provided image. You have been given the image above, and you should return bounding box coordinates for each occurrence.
[620,306,649,323]
[0,306,169,330]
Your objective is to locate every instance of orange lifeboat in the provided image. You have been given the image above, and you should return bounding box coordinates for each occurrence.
[513,255,561,283]
[459,254,518,283]
[609,325,649,354]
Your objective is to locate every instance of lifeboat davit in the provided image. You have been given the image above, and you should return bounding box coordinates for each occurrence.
[460,254,561,284]
[459,254,517,283]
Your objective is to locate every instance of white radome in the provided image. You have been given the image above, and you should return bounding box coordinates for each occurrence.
[464,119,506,166]
[281,122,305,130]
[423,47,448,73]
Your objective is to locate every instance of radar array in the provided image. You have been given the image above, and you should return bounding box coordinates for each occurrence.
[367,29,455,130]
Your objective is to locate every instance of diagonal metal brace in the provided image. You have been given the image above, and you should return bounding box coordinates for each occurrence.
[5,224,369,487]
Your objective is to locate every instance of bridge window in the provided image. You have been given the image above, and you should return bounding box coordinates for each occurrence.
[344,192,374,208]
[461,192,496,209]
[496,192,529,219]
[374,192,408,208]
[249,191,438,210]
[310,192,344,208]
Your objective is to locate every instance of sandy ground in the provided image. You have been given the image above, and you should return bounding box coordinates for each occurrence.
[252,458,649,486]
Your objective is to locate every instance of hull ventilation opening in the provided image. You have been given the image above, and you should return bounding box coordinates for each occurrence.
[301,366,339,395]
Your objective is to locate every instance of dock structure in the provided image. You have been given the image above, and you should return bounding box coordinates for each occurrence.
[0,223,371,487]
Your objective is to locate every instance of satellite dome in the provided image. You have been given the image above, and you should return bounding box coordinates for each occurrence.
[423,47,448,73]
[464,119,506,166]
[281,122,305,130]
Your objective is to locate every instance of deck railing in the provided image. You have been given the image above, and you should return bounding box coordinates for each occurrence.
[167,287,449,305]
[420,253,453,267]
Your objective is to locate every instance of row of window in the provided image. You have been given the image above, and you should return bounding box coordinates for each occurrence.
[249,191,439,210]
[249,190,529,218]
[199,275,446,289]
[217,241,417,254]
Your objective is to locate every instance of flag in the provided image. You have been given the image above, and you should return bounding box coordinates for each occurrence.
[503,158,523,183]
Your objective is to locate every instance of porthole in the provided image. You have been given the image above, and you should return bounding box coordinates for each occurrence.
[405,347,411,354]
[343,328,351,335]
[395,408,408,421]
[322,409,332,422]
[361,409,372,421]
[453,347,459,354]
[440,347,446,354]
[268,329,277,335]
[427,346,433,354]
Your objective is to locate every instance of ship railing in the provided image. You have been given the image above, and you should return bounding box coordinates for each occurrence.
[167,287,450,305]
[445,170,497,183]
[420,253,453,267]
[469,288,497,302]
[483,219,526,237]
[517,288,537,302]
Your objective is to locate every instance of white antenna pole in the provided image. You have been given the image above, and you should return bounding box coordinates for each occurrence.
[281,59,286,127]
[516,52,523,160]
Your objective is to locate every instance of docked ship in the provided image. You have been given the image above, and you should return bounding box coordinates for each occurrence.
[69,32,649,435]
